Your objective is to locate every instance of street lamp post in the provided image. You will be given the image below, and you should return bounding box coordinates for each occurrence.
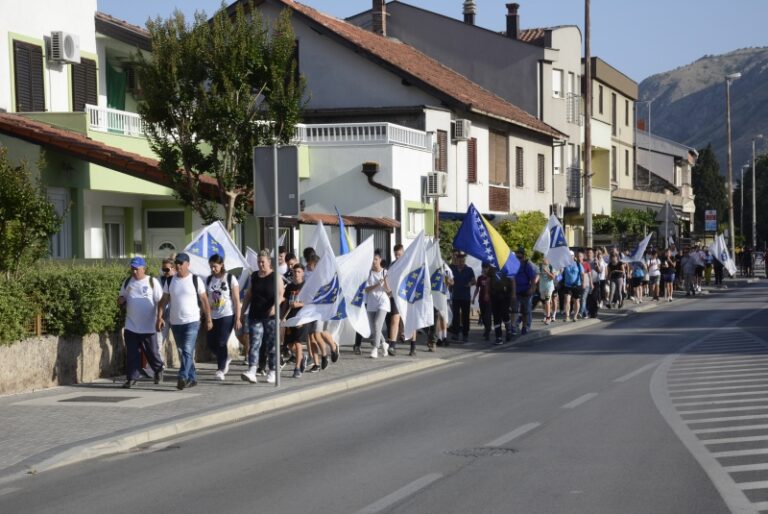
[741,164,748,241]
[753,134,764,248]
[725,72,741,259]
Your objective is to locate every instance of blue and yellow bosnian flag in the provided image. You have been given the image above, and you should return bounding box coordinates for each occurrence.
[335,206,355,256]
[453,203,520,276]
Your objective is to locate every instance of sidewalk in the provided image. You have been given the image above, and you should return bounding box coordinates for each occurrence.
[0,280,752,484]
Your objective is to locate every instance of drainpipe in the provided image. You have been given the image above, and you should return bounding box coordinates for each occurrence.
[362,161,402,246]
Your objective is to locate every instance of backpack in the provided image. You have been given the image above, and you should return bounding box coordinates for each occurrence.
[122,275,157,291]
[170,274,203,309]
[206,273,236,294]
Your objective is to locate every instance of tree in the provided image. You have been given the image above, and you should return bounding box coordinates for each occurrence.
[735,153,768,247]
[0,149,62,278]
[496,211,548,254]
[135,2,305,231]
[692,144,728,232]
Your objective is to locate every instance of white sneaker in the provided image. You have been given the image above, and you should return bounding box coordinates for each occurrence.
[214,370,225,381]
[381,342,389,357]
[266,370,276,384]
[370,347,378,359]
[223,358,231,375]
[240,366,258,384]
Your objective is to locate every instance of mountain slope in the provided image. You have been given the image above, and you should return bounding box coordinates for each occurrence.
[638,47,768,175]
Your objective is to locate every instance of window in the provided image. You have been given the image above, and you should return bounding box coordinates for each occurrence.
[104,222,124,258]
[537,154,546,192]
[147,210,184,228]
[488,130,508,186]
[625,99,630,126]
[611,93,617,135]
[467,137,477,183]
[407,209,425,237]
[625,149,630,177]
[13,40,45,112]
[553,145,562,175]
[515,146,524,188]
[435,130,448,172]
[552,68,563,98]
[598,85,604,115]
[611,145,617,181]
[567,72,575,96]
[72,58,97,112]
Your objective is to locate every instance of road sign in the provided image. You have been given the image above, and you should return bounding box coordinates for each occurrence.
[252,145,299,217]
[704,210,717,232]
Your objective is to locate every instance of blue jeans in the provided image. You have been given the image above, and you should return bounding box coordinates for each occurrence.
[171,321,200,382]
[124,330,164,380]
[579,285,591,317]
[207,316,234,371]
[249,318,276,371]
[513,294,533,330]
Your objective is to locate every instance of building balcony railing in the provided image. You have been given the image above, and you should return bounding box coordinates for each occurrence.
[86,104,145,137]
[566,93,584,126]
[293,123,432,151]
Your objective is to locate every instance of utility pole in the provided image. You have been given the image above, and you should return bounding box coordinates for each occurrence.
[753,135,763,248]
[725,72,741,260]
[583,0,593,248]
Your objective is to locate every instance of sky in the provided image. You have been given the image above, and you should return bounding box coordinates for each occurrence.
[96,0,767,83]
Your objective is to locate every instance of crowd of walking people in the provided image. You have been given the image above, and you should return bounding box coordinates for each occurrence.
[116,239,748,389]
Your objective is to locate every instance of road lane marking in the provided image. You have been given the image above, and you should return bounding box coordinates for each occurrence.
[671,390,768,401]
[723,463,768,472]
[614,361,660,382]
[561,393,598,409]
[693,423,768,434]
[486,422,541,447]
[668,372,768,383]
[354,473,442,514]
[687,414,768,424]
[669,377,768,388]
[670,384,768,394]
[0,487,20,497]
[702,435,768,445]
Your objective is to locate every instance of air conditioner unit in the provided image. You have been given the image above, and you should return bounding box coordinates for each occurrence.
[426,171,448,198]
[551,203,564,218]
[451,119,471,141]
[49,31,80,64]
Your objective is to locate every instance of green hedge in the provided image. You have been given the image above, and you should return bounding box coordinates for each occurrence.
[0,261,165,345]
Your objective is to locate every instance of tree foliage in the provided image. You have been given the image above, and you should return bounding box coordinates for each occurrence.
[0,149,62,279]
[496,211,548,254]
[734,153,768,247]
[692,143,728,231]
[592,209,656,239]
[135,2,306,231]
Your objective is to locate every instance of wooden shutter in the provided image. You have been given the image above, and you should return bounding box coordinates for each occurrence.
[515,146,524,187]
[489,131,508,186]
[467,137,477,183]
[435,130,448,172]
[72,58,97,112]
[537,154,545,192]
[13,40,45,112]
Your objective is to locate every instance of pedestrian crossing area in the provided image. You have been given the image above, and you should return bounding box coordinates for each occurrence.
[659,328,768,513]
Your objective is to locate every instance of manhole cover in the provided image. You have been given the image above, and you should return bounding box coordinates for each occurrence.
[448,447,517,458]
[59,396,140,403]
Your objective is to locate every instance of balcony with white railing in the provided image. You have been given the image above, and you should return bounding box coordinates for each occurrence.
[293,123,432,151]
[86,104,145,137]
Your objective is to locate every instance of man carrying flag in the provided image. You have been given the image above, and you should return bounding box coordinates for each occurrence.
[453,204,520,277]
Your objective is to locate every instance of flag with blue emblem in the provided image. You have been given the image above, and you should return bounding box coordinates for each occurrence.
[387,231,433,336]
[284,222,345,327]
[621,233,653,263]
[333,235,373,337]
[184,221,248,278]
[534,214,573,270]
[427,239,451,325]
[453,204,519,277]
[710,233,737,276]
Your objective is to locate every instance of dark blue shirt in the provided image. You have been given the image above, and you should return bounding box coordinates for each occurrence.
[515,261,537,295]
[450,265,475,301]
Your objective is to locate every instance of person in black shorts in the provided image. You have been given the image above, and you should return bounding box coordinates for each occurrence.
[282,263,308,378]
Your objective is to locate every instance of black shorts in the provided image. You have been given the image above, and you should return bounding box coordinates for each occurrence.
[285,324,308,344]
[566,285,583,297]
[695,265,704,278]
[389,296,400,315]
[631,277,644,288]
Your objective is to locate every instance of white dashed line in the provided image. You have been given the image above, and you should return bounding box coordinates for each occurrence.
[561,393,598,409]
[354,473,443,514]
[614,361,660,382]
[486,422,541,447]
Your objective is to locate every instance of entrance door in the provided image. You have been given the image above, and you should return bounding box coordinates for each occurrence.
[145,209,185,258]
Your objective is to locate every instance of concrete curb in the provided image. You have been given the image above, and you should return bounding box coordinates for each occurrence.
[17,358,448,478]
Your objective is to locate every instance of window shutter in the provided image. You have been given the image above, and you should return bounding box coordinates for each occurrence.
[14,41,45,112]
[489,131,508,186]
[515,147,524,187]
[537,154,545,192]
[435,130,448,172]
[72,58,97,112]
[467,137,477,183]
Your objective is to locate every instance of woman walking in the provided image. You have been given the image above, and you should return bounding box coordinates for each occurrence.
[660,248,677,301]
[538,257,557,325]
[365,250,391,358]
[206,254,240,381]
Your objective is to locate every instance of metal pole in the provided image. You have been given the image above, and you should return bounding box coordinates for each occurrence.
[725,73,740,261]
[272,143,281,388]
[753,135,762,248]
[583,0,593,248]
[741,165,744,241]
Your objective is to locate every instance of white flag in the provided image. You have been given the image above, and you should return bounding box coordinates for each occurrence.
[534,214,573,270]
[184,221,248,277]
[621,233,653,263]
[333,236,374,337]
[386,231,434,336]
[427,239,451,325]
[283,222,343,327]
[710,233,737,276]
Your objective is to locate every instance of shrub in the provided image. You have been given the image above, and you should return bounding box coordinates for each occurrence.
[0,280,36,344]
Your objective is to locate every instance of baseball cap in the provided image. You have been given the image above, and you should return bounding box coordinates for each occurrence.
[454,250,467,257]
[129,256,146,268]
[175,253,190,263]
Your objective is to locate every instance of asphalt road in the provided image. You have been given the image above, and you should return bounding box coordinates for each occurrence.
[2,283,766,514]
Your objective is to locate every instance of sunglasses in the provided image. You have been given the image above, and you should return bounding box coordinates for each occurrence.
[162,268,171,273]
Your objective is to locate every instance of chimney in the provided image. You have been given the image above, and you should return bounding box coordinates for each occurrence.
[372,0,386,36]
[463,0,476,25]
[506,3,520,39]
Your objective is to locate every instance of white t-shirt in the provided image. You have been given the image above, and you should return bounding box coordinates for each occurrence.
[366,269,391,313]
[647,258,661,277]
[164,274,206,325]
[207,274,236,319]
[120,276,163,334]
